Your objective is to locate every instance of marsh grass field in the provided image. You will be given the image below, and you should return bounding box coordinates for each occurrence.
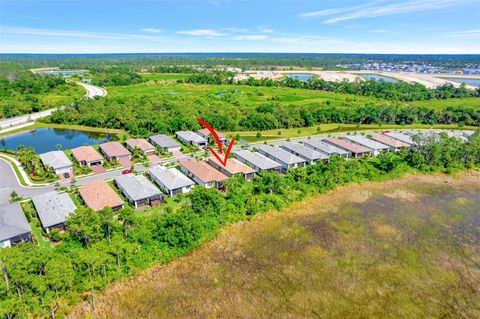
[70,172,480,319]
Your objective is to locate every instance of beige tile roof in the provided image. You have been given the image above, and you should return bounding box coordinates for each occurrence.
[179,159,228,183]
[100,142,131,157]
[208,156,255,175]
[197,128,227,139]
[370,133,410,148]
[71,146,103,163]
[125,139,155,152]
[79,180,124,212]
[323,137,372,154]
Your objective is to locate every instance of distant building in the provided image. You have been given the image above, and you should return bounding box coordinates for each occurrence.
[179,159,228,189]
[344,135,390,156]
[79,180,124,212]
[383,132,415,145]
[175,131,208,147]
[256,144,306,172]
[197,128,228,144]
[233,149,282,173]
[71,146,104,167]
[125,139,156,156]
[322,137,373,158]
[0,203,31,248]
[207,156,255,180]
[114,174,162,208]
[32,192,77,233]
[39,151,73,175]
[99,142,131,162]
[148,165,195,196]
[149,134,181,152]
[303,139,349,158]
[369,133,410,151]
[280,141,329,164]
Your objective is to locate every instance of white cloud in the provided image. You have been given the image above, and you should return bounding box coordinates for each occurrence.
[449,29,480,39]
[177,29,225,37]
[258,26,274,33]
[233,35,268,41]
[141,28,162,33]
[0,26,125,40]
[301,0,464,24]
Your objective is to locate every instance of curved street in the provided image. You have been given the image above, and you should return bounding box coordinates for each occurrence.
[76,82,108,98]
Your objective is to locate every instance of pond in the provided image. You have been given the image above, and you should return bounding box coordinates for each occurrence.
[360,73,399,83]
[287,73,314,81]
[445,78,480,87]
[0,128,115,153]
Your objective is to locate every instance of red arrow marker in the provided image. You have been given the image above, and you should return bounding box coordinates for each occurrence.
[197,118,235,167]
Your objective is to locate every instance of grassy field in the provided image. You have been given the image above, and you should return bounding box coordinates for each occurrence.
[141,73,191,81]
[69,172,480,319]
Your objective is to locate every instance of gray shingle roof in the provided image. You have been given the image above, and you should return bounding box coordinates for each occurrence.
[39,151,72,170]
[149,134,180,149]
[344,135,390,150]
[32,192,77,229]
[257,144,305,165]
[0,203,31,241]
[303,139,349,156]
[148,165,195,190]
[234,149,282,170]
[114,174,161,201]
[281,141,329,161]
[176,131,207,144]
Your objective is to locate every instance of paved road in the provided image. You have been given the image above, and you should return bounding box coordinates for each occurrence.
[77,82,107,98]
[0,108,58,132]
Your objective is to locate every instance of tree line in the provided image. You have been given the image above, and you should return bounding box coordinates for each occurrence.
[0,132,479,318]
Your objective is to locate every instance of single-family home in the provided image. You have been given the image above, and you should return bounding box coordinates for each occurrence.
[233,149,282,173]
[256,144,306,172]
[79,180,124,212]
[39,150,73,175]
[148,165,195,196]
[99,141,132,162]
[322,137,373,158]
[125,139,156,156]
[71,146,104,167]
[382,132,415,145]
[0,203,31,248]
[303,139,349,158]
[175,131,208,147]
[207,156,255,180]
[179,159,228,189]
[149,134,181,152]
[369,133,410,151]
[197,128,228,144]
[32,191,77,233]
[344,135,390,156]
[280,141,329,164]
[114,174,162,208]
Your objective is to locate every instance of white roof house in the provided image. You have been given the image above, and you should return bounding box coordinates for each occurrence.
[303,138,349,157]
[344,135,390,155]
[256,144,306,171]
[39,151,73,174]
[175,131,207,146]
[32,192,77,233]
[148,165,195,196]
[0,203,31,248]
[280,141,329,164]
[149,134,181,151]
[234,149,282,172]
[114,174,163,208]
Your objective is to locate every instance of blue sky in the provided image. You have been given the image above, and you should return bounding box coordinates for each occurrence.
[1,0,479,53]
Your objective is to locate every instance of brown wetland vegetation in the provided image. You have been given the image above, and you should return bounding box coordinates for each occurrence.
[70,172,480,319]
